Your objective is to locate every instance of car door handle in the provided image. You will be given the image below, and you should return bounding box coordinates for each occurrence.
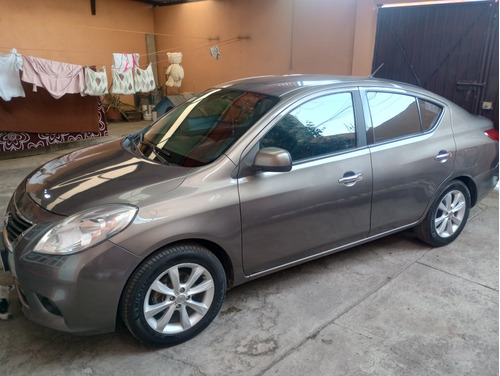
[338,172,363,186]
[434,150,453,163]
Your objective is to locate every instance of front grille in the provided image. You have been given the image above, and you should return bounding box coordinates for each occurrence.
[4,208,33,250]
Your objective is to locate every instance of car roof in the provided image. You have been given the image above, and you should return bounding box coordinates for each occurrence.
[215,74,426,98]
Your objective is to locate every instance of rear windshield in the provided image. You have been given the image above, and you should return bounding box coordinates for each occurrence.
[138,89,278,167]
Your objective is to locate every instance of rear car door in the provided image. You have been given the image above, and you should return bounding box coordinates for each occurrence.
[238,90,372,276]
[362,89,455,235]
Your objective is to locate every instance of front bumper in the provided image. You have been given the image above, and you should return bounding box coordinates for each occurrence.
[9,240,142,335]
[5,188,143,335]
[0,236,8,272]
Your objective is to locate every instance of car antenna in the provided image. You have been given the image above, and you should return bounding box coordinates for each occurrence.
[370,63,384,78]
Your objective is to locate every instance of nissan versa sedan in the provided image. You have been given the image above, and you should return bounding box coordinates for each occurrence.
[2,75,498,346]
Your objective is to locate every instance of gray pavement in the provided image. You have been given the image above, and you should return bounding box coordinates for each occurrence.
[0,126,498,376]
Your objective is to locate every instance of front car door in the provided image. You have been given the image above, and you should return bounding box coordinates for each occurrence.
[238,90,373,276]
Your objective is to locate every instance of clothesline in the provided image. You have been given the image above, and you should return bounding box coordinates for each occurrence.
[0,46,176,69]
[60,23,216,41]
[0,35,247,70]
[0,49,158,101]
[0,35,249,101]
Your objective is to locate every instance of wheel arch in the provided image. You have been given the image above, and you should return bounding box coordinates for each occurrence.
[453,175,478,207]
[117,239,231,346]
[121,238,235,299]
[116,237,236,330]
[415,175,477,229]
[184,238,235,289]
[414,177,473,246]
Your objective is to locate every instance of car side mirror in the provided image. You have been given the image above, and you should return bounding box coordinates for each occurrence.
[252,147,292,172]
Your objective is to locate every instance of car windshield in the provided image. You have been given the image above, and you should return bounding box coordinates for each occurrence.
[136,89,279,167]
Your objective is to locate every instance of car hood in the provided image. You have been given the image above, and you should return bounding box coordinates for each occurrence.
[25,139,190,215]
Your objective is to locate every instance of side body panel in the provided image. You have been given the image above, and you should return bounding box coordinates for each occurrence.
[239,149,372,275]
[362,91,456,235]
[237,88,372,276]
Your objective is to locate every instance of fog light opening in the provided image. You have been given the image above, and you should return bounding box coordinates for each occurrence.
[37,295,62,317]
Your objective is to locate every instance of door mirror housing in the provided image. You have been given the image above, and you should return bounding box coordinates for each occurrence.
[252,147,292,172]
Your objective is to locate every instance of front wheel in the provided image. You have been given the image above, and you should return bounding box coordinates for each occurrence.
[415,180,471,247]
[120,243,227,347]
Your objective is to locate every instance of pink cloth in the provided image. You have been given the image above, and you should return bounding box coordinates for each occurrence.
[22,56,84,99]
[112,53,140,72]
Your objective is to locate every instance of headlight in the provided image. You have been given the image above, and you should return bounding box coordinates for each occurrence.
[33,205,137,255]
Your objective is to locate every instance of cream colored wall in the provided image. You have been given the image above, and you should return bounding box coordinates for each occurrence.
[1,0,440,98]
[352,0,380,76]
[291,0,358,74]
[153,0,293,92]
[0,0,154,104]
[153,0,361,92]
[152,0,444,92]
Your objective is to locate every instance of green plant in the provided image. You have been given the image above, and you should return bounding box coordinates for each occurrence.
[102,92,136,119]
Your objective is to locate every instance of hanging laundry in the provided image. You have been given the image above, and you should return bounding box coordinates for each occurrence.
[111,53,139,95]
[134,63,155,93]
[22,56,85,99]
[111,67,135,95]
[210,46,220,60]
[0,48,25,101]
[112,53,140,73]
[84,66,108,96]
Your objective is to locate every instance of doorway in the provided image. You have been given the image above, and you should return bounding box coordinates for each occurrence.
[372,1,498,128]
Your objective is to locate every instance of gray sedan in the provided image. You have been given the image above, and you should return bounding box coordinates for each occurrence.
[2,75,498,346]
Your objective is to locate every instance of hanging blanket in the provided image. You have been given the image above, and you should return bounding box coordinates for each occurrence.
[22,56,85,99]
[0,81,99,133]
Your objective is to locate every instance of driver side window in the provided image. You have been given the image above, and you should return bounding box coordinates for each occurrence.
[260,92,356,161]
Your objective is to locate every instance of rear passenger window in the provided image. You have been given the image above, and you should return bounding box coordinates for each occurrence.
[418,99,442,131]
[367,92,420,143]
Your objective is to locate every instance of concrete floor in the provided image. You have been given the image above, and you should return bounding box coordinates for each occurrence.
[0,123,498,376]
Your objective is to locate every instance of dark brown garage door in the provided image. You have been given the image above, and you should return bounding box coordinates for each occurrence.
[372,1,498,128]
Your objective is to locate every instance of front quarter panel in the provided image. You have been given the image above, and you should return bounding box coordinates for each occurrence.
[110,156,244,281]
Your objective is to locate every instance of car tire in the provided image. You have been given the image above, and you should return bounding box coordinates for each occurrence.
[414,180,471,247]
[120,243,226,347]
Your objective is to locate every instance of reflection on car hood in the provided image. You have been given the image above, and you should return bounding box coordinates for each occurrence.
[25,139,189,215]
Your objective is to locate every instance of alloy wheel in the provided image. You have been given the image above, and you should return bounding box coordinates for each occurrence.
[434,189,466,238]
[144,263,215,334]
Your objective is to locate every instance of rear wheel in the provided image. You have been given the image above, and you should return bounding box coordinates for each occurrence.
[120,243,226,347]
[415,180,471,247]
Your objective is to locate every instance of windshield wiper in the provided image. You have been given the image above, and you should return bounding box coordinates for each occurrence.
[128,132,140,151]
[140,140,172,165]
